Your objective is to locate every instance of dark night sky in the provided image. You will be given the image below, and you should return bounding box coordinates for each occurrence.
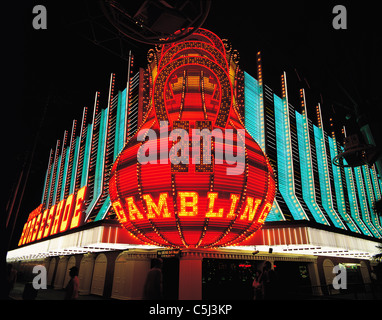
[4,1,382,249]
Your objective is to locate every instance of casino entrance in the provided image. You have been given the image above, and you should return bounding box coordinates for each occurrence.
[161,257,180,300]
[202,258,261,300]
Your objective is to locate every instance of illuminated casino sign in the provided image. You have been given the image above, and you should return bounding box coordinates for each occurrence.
[109,29,276,248]
[18,186,88,246]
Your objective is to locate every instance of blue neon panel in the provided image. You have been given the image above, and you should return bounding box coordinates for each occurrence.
[59,148,70,201]
[81,125,93,188]
[274,94,307,220]
[114,89,127,160]
[52,155,62,205]
[295,112,328,225]
[244,72,283,221]
[328,137,359,233]
[41,164,49,204]
[69,136,81,195]
[45,155,55,209]
[362,166,382,236]
[313,126,344,229]
[85,108,108,218]
[96,90,129,221]
[244,72,264,150]
[354,166,381,237]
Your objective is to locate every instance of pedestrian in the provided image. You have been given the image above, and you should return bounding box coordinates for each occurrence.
[261,261,278,300]
[143,258,163,300]
[65,266,79,300]
[252,269,263,300]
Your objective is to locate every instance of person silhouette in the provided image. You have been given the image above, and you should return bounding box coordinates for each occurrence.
[65,266,79,300]
[143,258,163,300]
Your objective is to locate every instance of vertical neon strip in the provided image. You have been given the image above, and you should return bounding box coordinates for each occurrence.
[114,89,127,160]
[125,51,133,142]
[274,72,307,220]
[244,71,284,221]
[52,154,62,205]
[296,89,328,225]
[82,92,99,189]
[63,120,77,198]
[370,164,382,201]
[74,106,88,190]
[343,160,372,236]
[55,131,68,203]
[80,124,93,187]
[41,149,53,207]
[69,136,80,195]
[244,72,263,147]
[47,140,60,209]
[354,166,381,237]
[313,104,345,228]
[85,107,108,220]
[362,165,382,236]
[95,73,117,221]
[60,148,70,201]
[86,74,114,221]
[256,52,265,151]
[370,164,382,227]
[328,135,360,233]
[40,164,49,204]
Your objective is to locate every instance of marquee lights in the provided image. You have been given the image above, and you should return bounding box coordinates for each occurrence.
[18,186,88,246]
[109,29,276,248]
[112,192,272,222]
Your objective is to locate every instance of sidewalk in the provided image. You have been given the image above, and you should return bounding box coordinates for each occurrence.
[9,282,109,300]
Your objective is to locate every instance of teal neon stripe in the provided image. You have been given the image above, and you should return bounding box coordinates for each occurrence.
[96,196,111,221]
[114,89,127,160]
[96,90,128,221]
[244,72,283,222]
[69,136,81,195]
[244,72,265,150]
[60,148,70,201]
[313,126,345,228]
[45,156,55,210]
[354,166,381,237]
[328,137,359,233]
[274,94,307,220]
[369,166,382,227]
[52,155,62,205]
[343,161,372,236]
[85,108,108,219]
[81,125,93,187]
[296,112,328,225]
[40,166,49,204]
[362,165,382,236]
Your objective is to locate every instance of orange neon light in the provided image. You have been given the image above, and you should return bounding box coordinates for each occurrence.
[59,194,75,233]
[126,196,144,220]
[43,204,56,238]
[37,209,49,240]
[50,199,65,236]
[109,28,276,248]
[143,193,171,218]
[112,200,128,224]
[179,192,198,217]
[70,186,88,229]
[17,185,91,246]
[31,213,41,242]
[205,192,224,218]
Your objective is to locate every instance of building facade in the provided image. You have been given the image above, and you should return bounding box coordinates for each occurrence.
[7,29,382,300]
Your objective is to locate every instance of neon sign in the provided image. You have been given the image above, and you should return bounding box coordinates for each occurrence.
[112,192,272,222]
[18,186,88,246]
[109,29,276,248]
